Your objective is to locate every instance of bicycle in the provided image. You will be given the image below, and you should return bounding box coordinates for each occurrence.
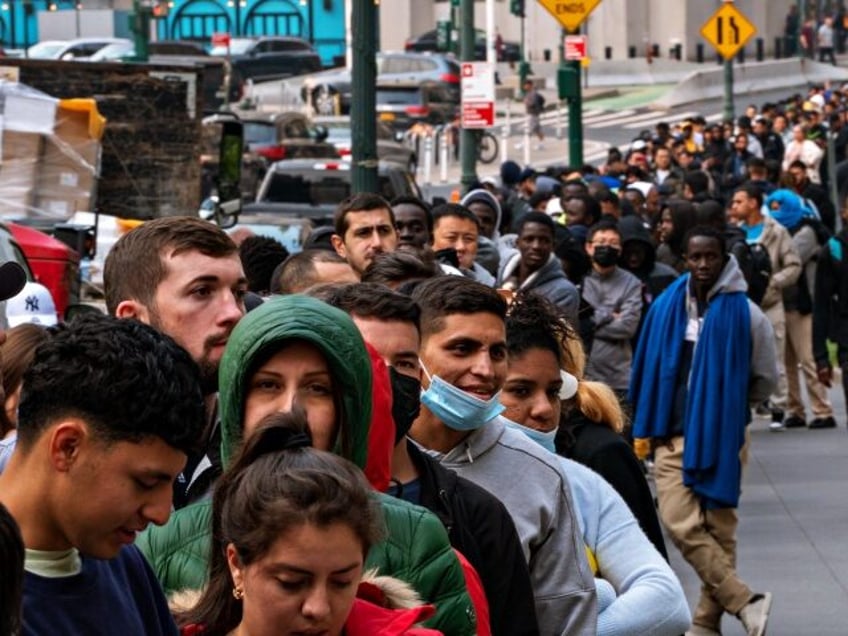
[476,129,499,164]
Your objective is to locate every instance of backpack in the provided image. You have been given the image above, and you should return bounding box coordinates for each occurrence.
[536,92,546,111]
[728,236,772,306]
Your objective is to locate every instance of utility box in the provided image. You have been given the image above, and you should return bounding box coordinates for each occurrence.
[557,66,580,101]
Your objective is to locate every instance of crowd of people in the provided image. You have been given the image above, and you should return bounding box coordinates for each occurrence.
[2,81,848,636]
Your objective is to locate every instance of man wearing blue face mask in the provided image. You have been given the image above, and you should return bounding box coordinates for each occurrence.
[409,276,598,636]
[309,282,540,636]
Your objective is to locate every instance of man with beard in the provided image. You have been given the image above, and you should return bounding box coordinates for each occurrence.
[331,193,399,277]
[104,217,248,508]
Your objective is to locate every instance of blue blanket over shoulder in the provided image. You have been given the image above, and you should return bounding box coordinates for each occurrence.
[629,274,751,508]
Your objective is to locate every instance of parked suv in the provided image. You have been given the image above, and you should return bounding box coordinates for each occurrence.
[405,29,521,62]
[301,52,461,116]
[27,37,130,61]
[211,37,322,83]
[375,82,458,132]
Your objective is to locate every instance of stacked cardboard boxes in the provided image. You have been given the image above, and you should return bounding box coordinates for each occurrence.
[0,83,103,220]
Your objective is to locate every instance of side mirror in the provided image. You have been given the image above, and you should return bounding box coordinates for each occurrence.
[215,120,244,228]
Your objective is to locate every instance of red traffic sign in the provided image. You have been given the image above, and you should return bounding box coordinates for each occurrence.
[564,35,587,60]
[461,62,495,128]
[211,32,231,48]
[462,102,495,129]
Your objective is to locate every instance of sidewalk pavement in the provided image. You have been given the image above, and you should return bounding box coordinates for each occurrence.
[667,385,848,635]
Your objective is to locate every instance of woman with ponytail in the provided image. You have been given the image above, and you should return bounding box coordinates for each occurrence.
[500,291,690,636]
[558,329,668,559]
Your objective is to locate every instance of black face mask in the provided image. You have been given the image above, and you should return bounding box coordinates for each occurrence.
[389,367,421,444]
[592,245,621,268]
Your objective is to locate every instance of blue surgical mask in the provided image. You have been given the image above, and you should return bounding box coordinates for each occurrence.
[419,362,505,432]
[505,420,559,454]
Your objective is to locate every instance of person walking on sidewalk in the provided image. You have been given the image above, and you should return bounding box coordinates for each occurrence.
[630,226,778,636]
[522,79,545,150]
[818,16,838,65]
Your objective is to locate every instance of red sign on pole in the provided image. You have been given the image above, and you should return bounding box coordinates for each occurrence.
[564,35,588,61]
[460,62,495,129]
[211,32,231,48]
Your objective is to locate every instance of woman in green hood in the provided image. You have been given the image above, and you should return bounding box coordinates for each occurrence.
[138,295,476,635]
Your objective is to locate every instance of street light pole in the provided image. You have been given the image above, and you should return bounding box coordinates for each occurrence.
[723,59,734,122]
[459,0,478,193]
[351,0,378,194]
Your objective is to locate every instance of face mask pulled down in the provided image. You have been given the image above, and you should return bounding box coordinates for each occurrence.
[419,362,504,432]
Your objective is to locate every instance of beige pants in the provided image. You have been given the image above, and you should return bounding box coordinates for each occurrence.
[654,435,753,629]
[785,310,834,418]
[764,302,788,411]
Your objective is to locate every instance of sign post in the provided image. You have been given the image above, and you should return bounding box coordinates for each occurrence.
[537,0,601,167]
[461,62,496,129]
[700,0,756,123]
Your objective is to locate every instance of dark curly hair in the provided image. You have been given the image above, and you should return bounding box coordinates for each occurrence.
[17,313,205,455]
[505,291,575,370]
[239,235,290,294]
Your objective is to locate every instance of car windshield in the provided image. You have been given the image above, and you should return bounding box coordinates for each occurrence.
[89,42,134,61]
[243,122,277,146]
[264,168,398,205]
[27,42,66,59]
[210,39,254,55]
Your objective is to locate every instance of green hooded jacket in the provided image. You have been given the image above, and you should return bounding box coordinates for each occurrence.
[137,295,475,635]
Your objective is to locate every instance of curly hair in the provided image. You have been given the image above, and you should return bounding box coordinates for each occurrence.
[505,291,575,371]
[17,314,205,455]
[238,235,290,294]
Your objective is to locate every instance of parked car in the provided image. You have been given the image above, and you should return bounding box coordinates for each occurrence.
[375,83,458,132]
[250,158,420,223]
[301,52,461,116]
[27,38,130,61]
[315,116,417,172]
[88,39,208,62]
[210,36,322,83]
[405,29,521,62]
[241,112,339,162]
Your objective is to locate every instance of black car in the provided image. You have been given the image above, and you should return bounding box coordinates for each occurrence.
[375,82,458,132]
[405,29,521,62]
[301,52,461,116]
[211,37,322,83]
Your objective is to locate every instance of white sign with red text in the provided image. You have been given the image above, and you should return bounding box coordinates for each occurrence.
[564,35,588,61]
[460,62,495,129]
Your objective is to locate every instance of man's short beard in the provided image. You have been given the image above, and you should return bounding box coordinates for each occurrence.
[198,358,219,395]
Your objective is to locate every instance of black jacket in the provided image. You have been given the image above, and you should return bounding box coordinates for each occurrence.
[406,441,540,636]
[813,230,848,364]
[557,413,669,560]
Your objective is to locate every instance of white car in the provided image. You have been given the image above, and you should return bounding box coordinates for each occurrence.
[27,38,130,61]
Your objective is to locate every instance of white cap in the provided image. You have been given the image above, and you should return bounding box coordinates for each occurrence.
[559,369,579,400]
[6,282,58,328]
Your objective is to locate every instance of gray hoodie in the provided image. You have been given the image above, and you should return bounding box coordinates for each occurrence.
[435,416,598,635]
[497,252,580,326]
[583,266,644,391]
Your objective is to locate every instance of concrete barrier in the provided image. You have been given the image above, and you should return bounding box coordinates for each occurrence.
[652,59,848,109]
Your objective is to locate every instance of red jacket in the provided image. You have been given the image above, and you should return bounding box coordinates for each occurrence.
[363,343,395,492]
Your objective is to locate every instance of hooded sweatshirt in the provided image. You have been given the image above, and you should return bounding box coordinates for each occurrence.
[422,416,598,635]
[497,252,580,326]
[618,216,678,310]
[461,189,519,277]
[138,296,476,636]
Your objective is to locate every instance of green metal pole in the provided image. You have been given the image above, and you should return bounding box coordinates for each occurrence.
[722,58,734,122]
[518,15,529,91]
[566,30,583,167]
[798,0,805,61]
[351,0,378,194]
[131,0,150,62]
[460,0,478,193]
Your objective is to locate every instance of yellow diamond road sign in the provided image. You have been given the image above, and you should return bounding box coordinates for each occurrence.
[701,2,756,61]
[537,0,602,33]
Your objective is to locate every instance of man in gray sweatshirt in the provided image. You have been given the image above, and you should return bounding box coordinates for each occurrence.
[410,276,597,636]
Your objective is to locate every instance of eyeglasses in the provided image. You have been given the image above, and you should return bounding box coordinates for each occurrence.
[591,241,621,248]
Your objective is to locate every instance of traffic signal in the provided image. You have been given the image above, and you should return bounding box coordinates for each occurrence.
[152,0,169,19]
[510,0,524,18]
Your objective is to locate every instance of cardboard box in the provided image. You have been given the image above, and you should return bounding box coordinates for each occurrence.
[0,130,42,213]
[33,105,100,217]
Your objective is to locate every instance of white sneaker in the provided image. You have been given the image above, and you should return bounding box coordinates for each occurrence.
[769,421,785,432]
[535,143,544,150]
[514,142,524,149]
[738,592,772,636]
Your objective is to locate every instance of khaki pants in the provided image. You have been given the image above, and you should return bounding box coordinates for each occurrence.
[764,302,788,411]
[785,310,834,418]
[654,435,753,629]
